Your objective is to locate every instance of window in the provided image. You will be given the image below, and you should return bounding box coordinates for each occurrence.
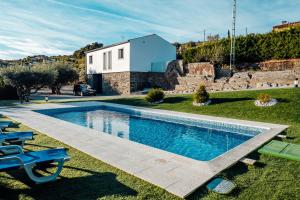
[89,55,93,64]
[118,48,124,59]
[103,52,107,70]
[108,51,112,70]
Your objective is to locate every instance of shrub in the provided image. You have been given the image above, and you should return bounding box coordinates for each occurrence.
[145,88,165,103]
[257,93,271,103]
[193,85,209,103]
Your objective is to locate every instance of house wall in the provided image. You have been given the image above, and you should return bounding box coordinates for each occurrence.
[130,35,176,72]
[86,43,130,74]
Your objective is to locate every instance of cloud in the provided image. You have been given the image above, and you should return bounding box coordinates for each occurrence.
[0,0,300,60]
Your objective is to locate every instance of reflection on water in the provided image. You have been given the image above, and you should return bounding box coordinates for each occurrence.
[50,108,253,161]
[86,110,130,139]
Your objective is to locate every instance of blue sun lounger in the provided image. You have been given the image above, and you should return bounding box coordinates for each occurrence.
[0,121,14,129]
[0,145,70,183]
[0,130,34,147]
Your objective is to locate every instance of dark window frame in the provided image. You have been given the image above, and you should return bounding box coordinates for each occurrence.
[118,48,124,59]
[89,55,93,64]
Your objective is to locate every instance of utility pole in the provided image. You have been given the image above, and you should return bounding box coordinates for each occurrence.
[203,29,206,42]
[230,0,236,71]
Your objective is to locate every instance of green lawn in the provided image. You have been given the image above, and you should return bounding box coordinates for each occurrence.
[1,88,300,200]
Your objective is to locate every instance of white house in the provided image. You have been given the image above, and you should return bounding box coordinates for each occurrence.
[85,34,176,95]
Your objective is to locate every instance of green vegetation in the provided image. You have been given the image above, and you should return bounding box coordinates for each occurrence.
[257,93,272,103]
[1,88,300,199]
[0,65,57,102]
[0,76,18,100]
[101,88,300,199]
[50,63,78,94]
[193,85,209,103]
[0,117,175,200]
[145,88,165,103]
[73,42,103,82]
[0,62,78,101]
[182,27,300,65]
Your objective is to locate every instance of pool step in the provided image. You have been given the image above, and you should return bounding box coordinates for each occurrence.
[277,134,287,139]
[239,158,257,165]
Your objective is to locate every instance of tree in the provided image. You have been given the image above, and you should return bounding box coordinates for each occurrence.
[210,45,226,65]
[50,63,79,94]
[0,65,57,103]
[73,42,103,82]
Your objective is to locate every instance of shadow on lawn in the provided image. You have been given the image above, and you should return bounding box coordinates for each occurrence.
[1,165,137,200]
[163,96,189,104]
[211,97,254,105]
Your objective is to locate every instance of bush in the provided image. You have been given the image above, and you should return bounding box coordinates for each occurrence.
[193,85,209,103]
[0,85,18,100]
[145,88,165,103]
[257,93,271,103]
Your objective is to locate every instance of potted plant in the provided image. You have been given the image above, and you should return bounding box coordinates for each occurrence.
[193,85,211,106]
[145,88,165,104]
[255,93,277,107]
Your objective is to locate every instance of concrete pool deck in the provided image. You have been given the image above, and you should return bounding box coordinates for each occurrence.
[0,102,288,198]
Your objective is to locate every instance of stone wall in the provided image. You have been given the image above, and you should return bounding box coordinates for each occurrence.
[102,72,169,95]
[259,59,300,71]
[130,72,169,92]
[169,70,300,94]
[102,72,131,95]
[186,62,215,79]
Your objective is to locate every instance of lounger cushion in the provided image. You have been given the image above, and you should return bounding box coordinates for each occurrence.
[0,149,69,171]
[259,140,300,161]
[0,131,33,141]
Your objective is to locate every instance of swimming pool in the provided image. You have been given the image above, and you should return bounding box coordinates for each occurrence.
[39,105,263,161]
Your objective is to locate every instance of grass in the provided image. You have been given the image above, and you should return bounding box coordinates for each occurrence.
[0,100,18,107]
[0,117,178,200]
[1,87,300,199]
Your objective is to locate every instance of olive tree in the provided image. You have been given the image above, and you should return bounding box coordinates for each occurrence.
[0,65,57,103]
[50,63,78,94]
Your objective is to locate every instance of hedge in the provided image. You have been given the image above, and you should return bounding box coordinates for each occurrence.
[182,27,300,64]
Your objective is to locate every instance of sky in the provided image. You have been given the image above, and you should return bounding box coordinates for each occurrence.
[0,0,299,60]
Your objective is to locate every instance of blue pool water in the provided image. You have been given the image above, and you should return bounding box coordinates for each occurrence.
[40,106,262,161]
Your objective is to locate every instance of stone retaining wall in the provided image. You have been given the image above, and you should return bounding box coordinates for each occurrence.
[169,69,300,94]
[259,58,300,71]
[186,62,215,79]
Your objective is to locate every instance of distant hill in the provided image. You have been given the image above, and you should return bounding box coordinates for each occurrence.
[0,42,103,81]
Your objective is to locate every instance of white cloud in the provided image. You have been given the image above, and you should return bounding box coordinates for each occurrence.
[0,0,300,60]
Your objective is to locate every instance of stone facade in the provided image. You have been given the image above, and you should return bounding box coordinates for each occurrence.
[130,72,169,92]
[102,72,131,95]
[102,72,168,95]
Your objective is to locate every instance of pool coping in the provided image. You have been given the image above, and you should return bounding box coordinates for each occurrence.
[0,102,288,198]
